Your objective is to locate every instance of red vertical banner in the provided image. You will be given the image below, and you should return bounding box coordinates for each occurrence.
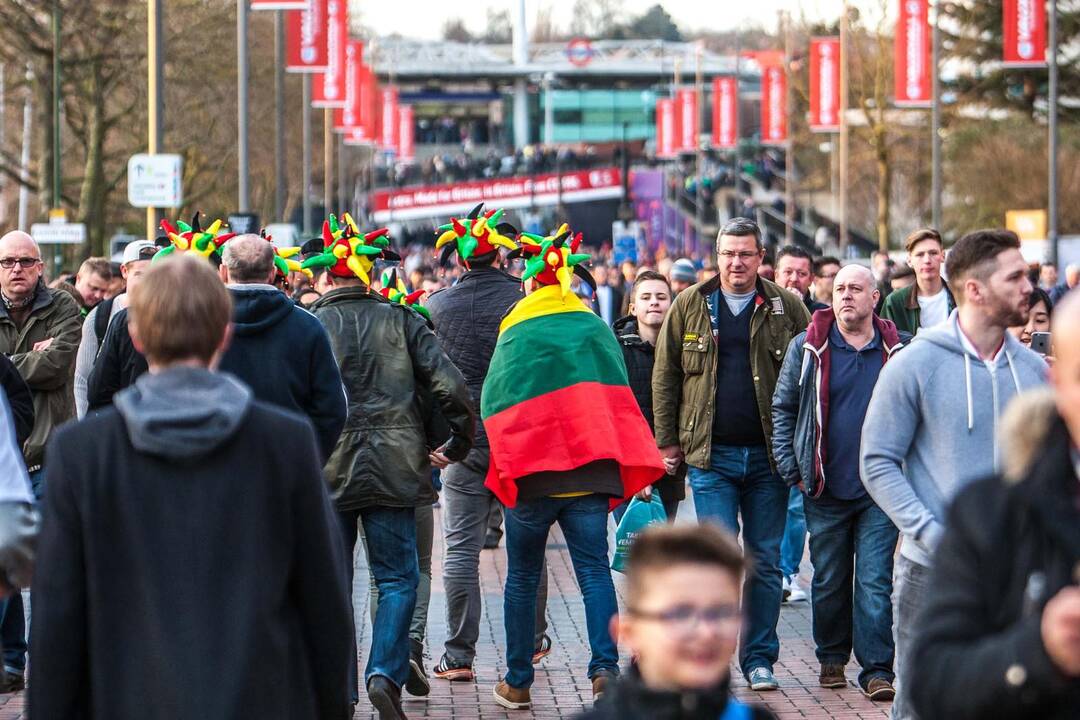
[712,77,738,149]
[361,67,378,141]
[253,0,309,10]
[1003,0,1047,66]
[312,0,347,107]
[334,40,364,133]
[656,98,677,158]
[381,87,400,152]
[398,106,415,161]
[894,0,931,107]
[760,64,787,146]
[285,0,328,72]
[809,37,841,132]
[676,87,698,152]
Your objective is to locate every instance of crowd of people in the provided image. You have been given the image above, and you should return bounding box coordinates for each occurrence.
[0,206,1074,720]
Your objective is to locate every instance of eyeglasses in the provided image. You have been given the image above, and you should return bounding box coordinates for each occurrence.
[718,250,760,261]
[627,603,740,633]
[0,257,41,269]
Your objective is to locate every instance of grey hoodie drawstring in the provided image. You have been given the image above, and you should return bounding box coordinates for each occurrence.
[1006,350,1023,395]
[964,353,974,431]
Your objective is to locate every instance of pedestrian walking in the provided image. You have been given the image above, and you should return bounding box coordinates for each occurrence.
[653,217,811,691]
[880,229,954,335]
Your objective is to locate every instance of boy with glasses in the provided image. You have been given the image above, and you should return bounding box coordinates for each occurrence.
[573,524,776,720]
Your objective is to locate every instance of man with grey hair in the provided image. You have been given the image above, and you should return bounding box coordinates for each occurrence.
[217,234,346,463]
[772,264,910,701]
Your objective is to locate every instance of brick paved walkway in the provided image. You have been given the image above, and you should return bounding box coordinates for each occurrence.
[0,500,891,720]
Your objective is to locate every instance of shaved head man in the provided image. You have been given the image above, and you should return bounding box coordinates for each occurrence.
[0,231,44,310]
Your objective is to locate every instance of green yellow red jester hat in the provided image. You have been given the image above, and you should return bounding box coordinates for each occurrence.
[508,223,596,297]
[300,212,400,284]
[156,212,237,261]
[434,203,518,268]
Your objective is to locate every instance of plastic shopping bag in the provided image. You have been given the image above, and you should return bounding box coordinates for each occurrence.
[611,490,667,573]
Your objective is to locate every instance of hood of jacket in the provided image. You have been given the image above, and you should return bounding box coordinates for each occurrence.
[999,387,1061,484]
[114,366,253,462]
[601,666,735,720]
[613,315,650,348]
[228,285,294,336]
[803,306,903,354]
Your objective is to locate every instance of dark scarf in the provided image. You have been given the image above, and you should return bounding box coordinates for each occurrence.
[2,279,39,312]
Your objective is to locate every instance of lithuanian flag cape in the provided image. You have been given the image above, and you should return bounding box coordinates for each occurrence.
[481,284,665,508]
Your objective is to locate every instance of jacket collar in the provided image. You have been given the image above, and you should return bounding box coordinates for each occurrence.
[0,279,54,322]
[905,277,955,310]
[613,315,651,348]
[455,265,519,286]
[696,274,784,312]
[1021,417,1080,562]
[804,309,903,357]
[605,667,734,720]
[309,285,382,310]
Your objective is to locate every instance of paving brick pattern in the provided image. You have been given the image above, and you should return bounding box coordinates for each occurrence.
[0,500,892,720]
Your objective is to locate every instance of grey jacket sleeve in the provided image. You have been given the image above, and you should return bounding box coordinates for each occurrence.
[859,355,945,555]
[771,334,805,486]
[73,308,100,419]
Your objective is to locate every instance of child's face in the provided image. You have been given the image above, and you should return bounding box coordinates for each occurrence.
[618,563,740,690]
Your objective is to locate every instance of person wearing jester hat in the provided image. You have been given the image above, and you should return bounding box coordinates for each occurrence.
[482,225,665,710]
[214,234,347,464]
[424,204,557,683]
[86,213,234,411]
[306,213,474,718]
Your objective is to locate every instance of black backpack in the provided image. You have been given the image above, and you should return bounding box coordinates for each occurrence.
[93,296,116,346]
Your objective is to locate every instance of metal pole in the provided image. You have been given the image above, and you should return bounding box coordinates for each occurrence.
[274,9,286,222]
[323,110,332,213]
[931,0,942,229]
[696,43,706,244]
[839,3,850,252]
[17,65,32,232]
[0,64,6,228]
[51,0,61,211]
[302,74,312,234]
[337,134,346,214]
[147,0,163,240]
[237,0,249,212]
[1048,0,1059,267]
[734,33,741,176]
[543,74,554,146]
[784,11,794,244]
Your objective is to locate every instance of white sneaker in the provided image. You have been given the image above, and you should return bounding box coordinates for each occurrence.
[786,574,807,603]
[781,574,792,601]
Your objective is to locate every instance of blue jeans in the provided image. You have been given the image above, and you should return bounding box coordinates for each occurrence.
[338,506,419,703]
[803,493,898,689]
[688,444,787,676]
[0,468,42,675]
[779,486,806,576]
[503,494,618,688]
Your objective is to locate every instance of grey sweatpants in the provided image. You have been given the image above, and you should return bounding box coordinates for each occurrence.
[440,446,548,665]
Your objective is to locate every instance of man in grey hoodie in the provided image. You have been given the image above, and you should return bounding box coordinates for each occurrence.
[860,229,1048,720]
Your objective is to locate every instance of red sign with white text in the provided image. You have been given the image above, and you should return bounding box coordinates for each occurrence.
[1003,0,1047,66]
[371,168,623,221]
[712,77,738,149]
[398,106,415,161]
[380,88,400,152]
[656,98,677,158]
[894,0,931,107]
[810,37,841,132]
[312,0,347,107]
[676,88,698,152]
[252,0,309,10]
[334,40,365,134]
[760,64,787,145]
[285,0,327,72]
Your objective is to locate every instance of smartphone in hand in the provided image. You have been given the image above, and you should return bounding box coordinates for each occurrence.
[1030,331,1052,356]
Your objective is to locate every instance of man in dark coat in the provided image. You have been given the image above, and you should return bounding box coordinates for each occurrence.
[908,293,1080,720]
[308,223,474,719]
[217,234,346,463]
[612,270,684,521]
[29,255,352,720]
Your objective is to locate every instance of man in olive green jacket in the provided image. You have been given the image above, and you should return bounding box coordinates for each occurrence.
[0,230,81,690]
[652,218,810,691]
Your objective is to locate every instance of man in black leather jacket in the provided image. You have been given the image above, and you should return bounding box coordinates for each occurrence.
[310,251,473,719]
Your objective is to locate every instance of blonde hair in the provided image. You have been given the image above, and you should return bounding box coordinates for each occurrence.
[128,255,231,365]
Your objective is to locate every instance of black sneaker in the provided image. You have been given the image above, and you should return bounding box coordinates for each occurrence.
[405,644,430,697]
[432,655,474,682]
[367,675,407,720]
[0,669,24,694]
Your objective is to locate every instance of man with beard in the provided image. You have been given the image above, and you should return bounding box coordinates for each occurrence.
[860,229,1048,720]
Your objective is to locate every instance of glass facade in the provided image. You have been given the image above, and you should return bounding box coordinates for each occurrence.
[534,89,659,143]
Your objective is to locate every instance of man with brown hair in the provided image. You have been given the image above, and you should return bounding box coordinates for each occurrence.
[70,257,111,315]
[880,228,955,335]
[30,255,352,720]
[861,229,1048,719]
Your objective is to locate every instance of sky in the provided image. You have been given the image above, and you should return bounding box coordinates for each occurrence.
[355,0,887,41]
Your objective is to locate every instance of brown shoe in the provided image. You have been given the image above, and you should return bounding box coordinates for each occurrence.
[493,681,531,710]
[864,677,896,701]
[591,670,617,701]
[819,663,847,688]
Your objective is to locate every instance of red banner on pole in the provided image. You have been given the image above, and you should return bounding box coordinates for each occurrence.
[253,0,309,10]
[285,0,327,72]
[334,40,365,133]
[760,64,787,146]
[676,88,698,152]
[711,77,737,149]
[399,106,415,161]
[380,87,400,152]
[656,98,677,158]
[810,37,841,132]
[312,0,347,107]
[894,0,932,107]
[1003,0,1047,66]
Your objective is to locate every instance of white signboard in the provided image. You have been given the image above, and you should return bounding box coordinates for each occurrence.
[31,221,86,245]
[128,153,183,208]
[263,223,299,249]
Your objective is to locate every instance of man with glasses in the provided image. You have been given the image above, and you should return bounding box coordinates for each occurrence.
[0,230,82,691]
[653,217,810,691]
